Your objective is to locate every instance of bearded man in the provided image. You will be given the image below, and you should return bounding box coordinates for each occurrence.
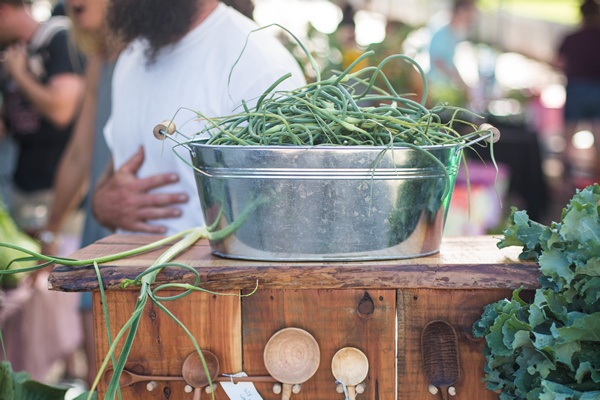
[92,0,304,235]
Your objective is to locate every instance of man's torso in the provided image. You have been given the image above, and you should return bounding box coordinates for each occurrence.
[105,3,305,234]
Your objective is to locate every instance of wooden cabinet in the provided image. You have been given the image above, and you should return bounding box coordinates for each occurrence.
[50,235,540,400]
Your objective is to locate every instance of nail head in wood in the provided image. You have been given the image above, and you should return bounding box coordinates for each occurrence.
[356,382,365,394]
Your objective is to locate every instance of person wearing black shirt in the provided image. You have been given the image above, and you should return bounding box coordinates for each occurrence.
[557,0,600,182]
[0,0,84,232]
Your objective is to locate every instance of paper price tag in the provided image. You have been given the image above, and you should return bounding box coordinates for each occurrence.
[219,372,263,400]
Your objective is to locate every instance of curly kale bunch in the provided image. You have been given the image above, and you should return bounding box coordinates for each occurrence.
[473,185,600,400]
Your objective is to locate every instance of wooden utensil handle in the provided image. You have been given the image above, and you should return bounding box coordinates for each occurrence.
[193,387,201,400]
[215,376,278,383]
[439,385,449,400]
[347,385,357,400]
[135,375,185,383]
[281,383,293,400]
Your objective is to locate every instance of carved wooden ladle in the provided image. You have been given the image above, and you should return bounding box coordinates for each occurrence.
[421,320,460,399]
[103,368,184,387]
[104,364,277,392]
[264,327,320,400]
[182,350,220,400]
[331,347,369,400]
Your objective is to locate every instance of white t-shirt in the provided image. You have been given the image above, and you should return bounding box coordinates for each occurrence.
[104,3,305,235]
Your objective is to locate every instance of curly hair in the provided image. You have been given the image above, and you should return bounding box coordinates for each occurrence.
[106,0,200,63]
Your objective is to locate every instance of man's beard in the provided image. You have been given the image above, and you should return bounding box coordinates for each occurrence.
[106,0,200,63]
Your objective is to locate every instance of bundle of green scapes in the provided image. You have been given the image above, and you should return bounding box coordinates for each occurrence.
[0,226,256,400]
[197,53,488,149]
[171,24,500,204]
[473,185,600,400]
[163,25,501,206]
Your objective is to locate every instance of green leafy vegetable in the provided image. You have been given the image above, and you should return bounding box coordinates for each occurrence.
[0,199,39,287]
[0,361,68,400]
[475,185,600,399]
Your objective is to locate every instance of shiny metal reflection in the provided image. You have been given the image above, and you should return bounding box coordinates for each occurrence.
[190,144,463,261]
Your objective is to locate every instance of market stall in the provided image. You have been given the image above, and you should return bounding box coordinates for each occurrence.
[49,235,539,399]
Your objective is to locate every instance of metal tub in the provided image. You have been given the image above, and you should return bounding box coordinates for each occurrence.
[190,144,463,261]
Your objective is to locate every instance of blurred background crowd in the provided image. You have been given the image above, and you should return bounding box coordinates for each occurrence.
[0,0,599,397]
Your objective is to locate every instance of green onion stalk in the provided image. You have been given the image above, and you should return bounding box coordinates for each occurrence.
[0,224,257,400]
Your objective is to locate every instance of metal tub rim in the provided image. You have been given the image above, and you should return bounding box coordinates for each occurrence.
[189,142,465,151]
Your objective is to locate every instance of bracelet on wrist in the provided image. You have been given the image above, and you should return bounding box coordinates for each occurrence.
[35,230,61,245]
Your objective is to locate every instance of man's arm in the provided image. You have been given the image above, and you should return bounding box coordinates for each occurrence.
[92,147,189,234]
[4,44,84,129]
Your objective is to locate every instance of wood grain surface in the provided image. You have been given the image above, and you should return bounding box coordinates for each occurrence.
[396,288,534,400]
[93,289,241,399]
[49,235,540,292]
[241,289,396,400]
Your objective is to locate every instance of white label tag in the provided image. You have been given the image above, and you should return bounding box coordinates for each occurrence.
[219,372,264,400]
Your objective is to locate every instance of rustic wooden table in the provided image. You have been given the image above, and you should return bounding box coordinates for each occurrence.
[49,235,540,400]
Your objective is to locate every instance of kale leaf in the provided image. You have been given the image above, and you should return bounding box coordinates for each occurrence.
[475,185,600,399]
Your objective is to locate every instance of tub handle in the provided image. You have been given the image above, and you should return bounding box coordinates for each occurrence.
[457,124,501,151]
[153,120,195,153]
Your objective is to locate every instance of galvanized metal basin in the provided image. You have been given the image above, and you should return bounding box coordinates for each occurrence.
[190,144,463,261]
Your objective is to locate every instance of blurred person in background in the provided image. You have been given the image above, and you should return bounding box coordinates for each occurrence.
[428,0,476,107]
[38,0,120,386]
[43,0,257,387]
[338,4,368,74]
[0,0,86,384]
[91,0,304,236]
[556,0,600,184]
[0,61,18,210]
[0,0,84,235]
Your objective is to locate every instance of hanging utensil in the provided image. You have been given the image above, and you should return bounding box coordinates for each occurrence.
[421,320,460,400]
[331,347,369,399]
[263,327,320,400]
[182,350,220,400]
[103,368,185,387]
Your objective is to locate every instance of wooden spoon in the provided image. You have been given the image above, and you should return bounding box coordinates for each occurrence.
[263,327,320,400]
[331,347,369,400]
[103,368,185,387]
[421,320,460,400]
[182,350,220,400]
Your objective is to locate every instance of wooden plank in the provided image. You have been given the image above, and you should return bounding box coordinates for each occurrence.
[93,289,241,399]
[49,236,540,292]
[242,289,396,400]
[95,234,210,246]
[396,288,534,400]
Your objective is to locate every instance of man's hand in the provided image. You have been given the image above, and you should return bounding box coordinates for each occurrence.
[92,147,189,234]
[3,43,28,80]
